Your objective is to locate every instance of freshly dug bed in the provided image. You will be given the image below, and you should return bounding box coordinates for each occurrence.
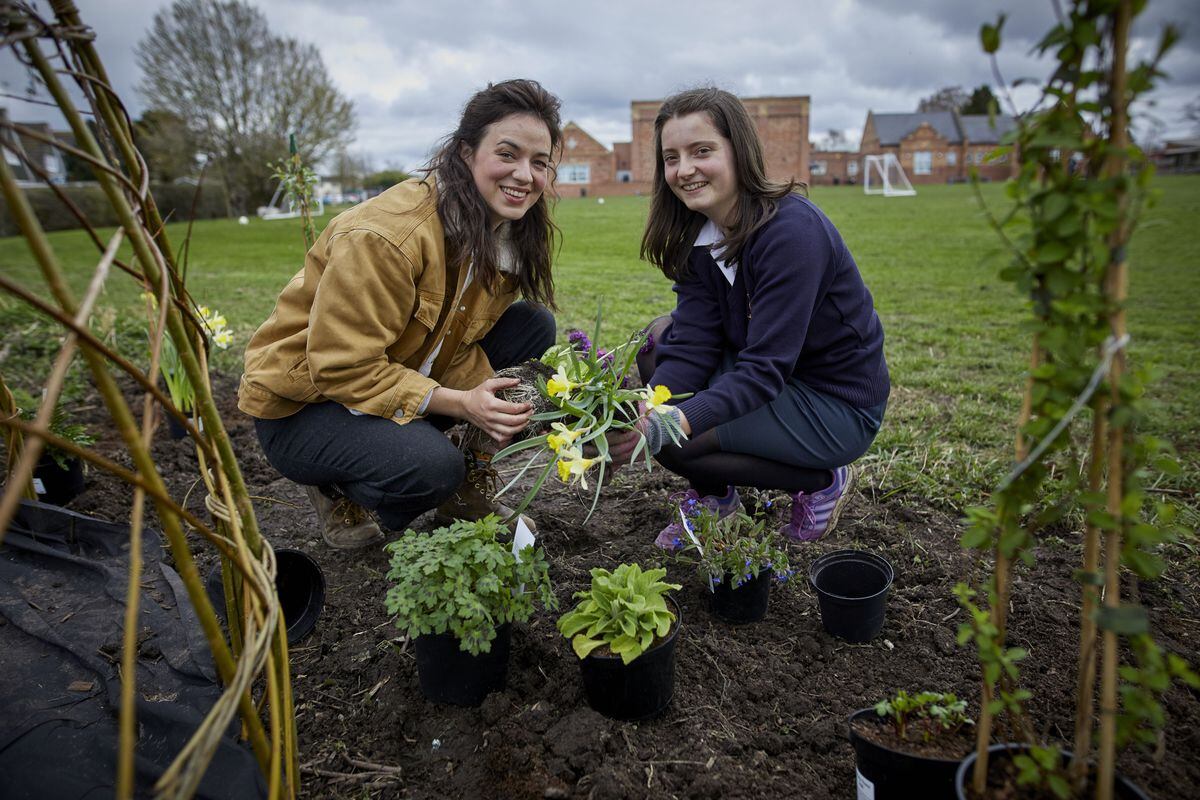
[52,373,1200,799]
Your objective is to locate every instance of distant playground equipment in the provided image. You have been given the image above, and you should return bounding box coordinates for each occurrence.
[863,153,916,197]
[256,180,324,220]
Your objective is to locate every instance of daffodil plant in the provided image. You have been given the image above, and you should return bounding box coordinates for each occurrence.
[492,314,689,521]
[144,296,233,414]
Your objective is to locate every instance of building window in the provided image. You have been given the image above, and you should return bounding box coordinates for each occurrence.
[847,160,858,176]
[616,170,631,183]
[558,163,590,184]
[4,148,19,167]
[811,160,827,176]
[947,151,957,166]
[913,151,932,175]
[43,153,60,175]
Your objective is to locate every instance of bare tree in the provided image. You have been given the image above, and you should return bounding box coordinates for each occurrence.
[917,86,970,113]
[136,0,355,213]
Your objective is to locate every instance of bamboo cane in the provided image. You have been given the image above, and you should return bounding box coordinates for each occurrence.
[1097,7,1133,798]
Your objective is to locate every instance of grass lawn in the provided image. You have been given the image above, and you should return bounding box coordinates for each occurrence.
[1,176,1197,525]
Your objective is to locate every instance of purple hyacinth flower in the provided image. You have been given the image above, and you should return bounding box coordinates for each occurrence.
[567,329,592,355]
[638,330,655,355]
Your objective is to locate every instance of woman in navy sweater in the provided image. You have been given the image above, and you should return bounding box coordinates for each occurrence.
[615,87,889,548]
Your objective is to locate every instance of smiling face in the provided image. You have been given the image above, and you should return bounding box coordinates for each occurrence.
[463,113,553,229]
[660,111,739,229]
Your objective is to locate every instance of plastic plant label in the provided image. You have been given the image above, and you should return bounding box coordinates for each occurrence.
[511,517,535,561]
[678,507,703,554]
[512,517,536,596]
[32,478,46,495]
[855,768,875,800]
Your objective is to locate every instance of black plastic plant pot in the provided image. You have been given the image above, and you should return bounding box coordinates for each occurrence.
[809,549,894,643]
[165,411,188,440]
[33,454,85,506]
[413,623,511,707]
[955,743,1148,800]
[578,596,681,721]
[204,547,326,645]
[709,567,772,624]
[849,707,961,800]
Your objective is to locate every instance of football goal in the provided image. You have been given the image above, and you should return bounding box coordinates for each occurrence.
[863,153,916,197]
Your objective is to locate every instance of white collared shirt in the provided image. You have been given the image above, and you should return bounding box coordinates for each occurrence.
[694,219,737,286]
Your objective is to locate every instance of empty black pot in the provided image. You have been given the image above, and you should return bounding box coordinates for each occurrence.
[709,567,772,624]
[33,454,85,506]
[578,597,680,721]
[413,623,511,707]
[955,743,1148,799]
[849,707,962,800]
[205,547,326,645]
[809,549,893,643]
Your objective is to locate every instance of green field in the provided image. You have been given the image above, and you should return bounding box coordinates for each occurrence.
[1,177,1197,524]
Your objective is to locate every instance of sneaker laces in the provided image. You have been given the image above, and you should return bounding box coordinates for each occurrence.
[790,491,817,530]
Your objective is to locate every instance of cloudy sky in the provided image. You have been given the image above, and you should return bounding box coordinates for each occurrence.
[2,0,1197,171]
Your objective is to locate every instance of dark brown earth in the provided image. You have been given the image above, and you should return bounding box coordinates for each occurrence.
[58,374,1200,799]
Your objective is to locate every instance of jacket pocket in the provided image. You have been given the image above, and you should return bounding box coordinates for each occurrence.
[284,354,322,402]
[413,290,442,330]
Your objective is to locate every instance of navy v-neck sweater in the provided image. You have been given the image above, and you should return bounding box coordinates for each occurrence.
[650,194,890,436]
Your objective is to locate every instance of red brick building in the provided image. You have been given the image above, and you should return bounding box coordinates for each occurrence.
[556,95,811,198]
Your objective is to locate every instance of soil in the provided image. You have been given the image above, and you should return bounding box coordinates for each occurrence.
[849,714,976,762]
[44,372,1200,799]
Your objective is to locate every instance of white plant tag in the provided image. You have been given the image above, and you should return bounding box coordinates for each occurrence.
[855,768,875,800]
[512,517,535,561]
[33,477,46,495]
[511,517,536,597]
[678,508,703,554]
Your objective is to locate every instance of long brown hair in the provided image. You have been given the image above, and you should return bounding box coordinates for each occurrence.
[640,87,799,281]
[423,79,562,307]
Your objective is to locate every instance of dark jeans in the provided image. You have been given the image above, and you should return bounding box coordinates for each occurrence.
[254,301,555,532]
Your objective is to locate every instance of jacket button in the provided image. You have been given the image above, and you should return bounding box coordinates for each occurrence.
[459,305,466,311]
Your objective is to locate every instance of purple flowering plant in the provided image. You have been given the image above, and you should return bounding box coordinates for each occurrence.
[673,505,794,592]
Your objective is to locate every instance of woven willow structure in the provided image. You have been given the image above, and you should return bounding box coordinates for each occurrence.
[0,2,298,797]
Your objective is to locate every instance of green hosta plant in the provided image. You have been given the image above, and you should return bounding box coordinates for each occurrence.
[673,504,795,591]
[493,310,689,521]
[557,563,681,665]
[384,515,556,656]
[873,690,973,744]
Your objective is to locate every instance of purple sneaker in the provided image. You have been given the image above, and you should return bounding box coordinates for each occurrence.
[654,486,740,550]
[782,466,854,542]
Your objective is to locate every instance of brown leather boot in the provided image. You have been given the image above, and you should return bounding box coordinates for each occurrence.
[434,453,537,532]
[303,485,384,549]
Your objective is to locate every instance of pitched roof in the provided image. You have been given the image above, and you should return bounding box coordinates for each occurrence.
[870,111,960,145]
[959,114,1016,144]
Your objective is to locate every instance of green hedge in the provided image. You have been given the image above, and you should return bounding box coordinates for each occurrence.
[0,182,229,237]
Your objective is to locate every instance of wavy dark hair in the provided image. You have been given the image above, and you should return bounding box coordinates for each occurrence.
[422,79,562,307]
[640,87,801,281]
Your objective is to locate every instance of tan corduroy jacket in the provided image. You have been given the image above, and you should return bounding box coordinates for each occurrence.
[237,178,519,423]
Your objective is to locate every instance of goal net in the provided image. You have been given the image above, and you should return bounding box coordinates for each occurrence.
[863,153,916,197]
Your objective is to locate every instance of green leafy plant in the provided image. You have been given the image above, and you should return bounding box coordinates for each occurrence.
[873,690,973,744]
[557,563,681,665]
[384,515,556,656]
[10,389,94,470]
[672,504,794,591]
[956,4,1198,796]
[268,134,321,251]
[494,310,689,520]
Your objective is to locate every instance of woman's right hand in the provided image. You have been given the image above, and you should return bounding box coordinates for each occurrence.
[457,377,533,444]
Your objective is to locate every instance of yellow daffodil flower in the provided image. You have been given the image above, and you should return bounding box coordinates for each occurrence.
[642,384,673,413]
[555,447,598,489]
[546,422,585,453]
[546,366,578,399]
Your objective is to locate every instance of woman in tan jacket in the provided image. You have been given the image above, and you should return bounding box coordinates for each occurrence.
[238,79,562,548]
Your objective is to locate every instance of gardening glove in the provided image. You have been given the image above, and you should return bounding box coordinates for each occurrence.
[641,404,683,456]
